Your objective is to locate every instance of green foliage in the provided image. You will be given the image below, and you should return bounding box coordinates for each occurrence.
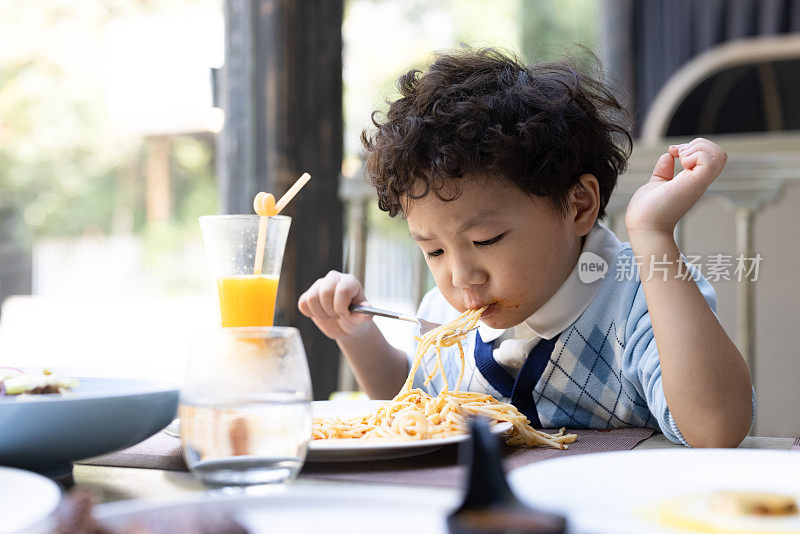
[0,0,219,245]
[170,136,218,227]
[0,59,137,242]
[519,0,598,64]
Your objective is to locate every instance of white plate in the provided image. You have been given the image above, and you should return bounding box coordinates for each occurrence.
[308,400,512,462]
[0,466,61,534]
[508,449,800,534]
[89,484,458,534]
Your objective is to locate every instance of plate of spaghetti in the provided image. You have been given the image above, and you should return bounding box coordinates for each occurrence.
[308,399,512,461]
[310,307,576,462]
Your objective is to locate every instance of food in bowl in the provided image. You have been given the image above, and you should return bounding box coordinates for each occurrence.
[0,368,78,396]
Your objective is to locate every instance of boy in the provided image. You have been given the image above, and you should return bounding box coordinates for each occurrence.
[298,49,753,447]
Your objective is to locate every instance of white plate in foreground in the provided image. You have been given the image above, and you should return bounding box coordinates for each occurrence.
[308,400,512,462]
[508,448,800,534]
[91,484,458,534]
[0,466,61,534]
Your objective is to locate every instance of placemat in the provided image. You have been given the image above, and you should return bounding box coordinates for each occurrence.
[77,431,187,471]
[301,428,654,488]
[78,427,654,488]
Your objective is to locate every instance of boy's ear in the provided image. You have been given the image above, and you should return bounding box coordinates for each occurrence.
[571,174,600,237]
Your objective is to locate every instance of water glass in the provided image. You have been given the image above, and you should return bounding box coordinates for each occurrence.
[179,327,312,486]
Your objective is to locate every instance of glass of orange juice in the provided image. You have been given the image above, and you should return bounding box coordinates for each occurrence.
[199,215,291,327]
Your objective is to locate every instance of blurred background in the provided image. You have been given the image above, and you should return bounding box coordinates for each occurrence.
[1,0,799,437]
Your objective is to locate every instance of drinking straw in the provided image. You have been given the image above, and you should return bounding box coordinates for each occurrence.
[253,173,311,275]
[274,172,311,214]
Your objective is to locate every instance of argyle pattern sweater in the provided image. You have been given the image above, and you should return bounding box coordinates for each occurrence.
[407,244,751,445]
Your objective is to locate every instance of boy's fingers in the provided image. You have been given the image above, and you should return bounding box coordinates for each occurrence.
[317,275,340,317]
[680,146,726,170]
[668,143,688,157]
[304,289,333,320]
[678,138,722,158]
[677,142,707,158]
[648,153,675,184]
[675,139,704,159]
[297,295,311,317]
[307,299,331,320]
[680,137,707,152]
[678,151,701,172]
[297,281,321,317]
[677,152,718,187]
[333,279,361,316]
[668,138,702,155]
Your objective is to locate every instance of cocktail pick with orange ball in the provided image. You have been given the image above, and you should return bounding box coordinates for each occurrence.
[252,173,311,274]
[253,192,278,218]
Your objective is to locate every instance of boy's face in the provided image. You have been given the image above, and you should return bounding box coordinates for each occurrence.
[405,177,584,329]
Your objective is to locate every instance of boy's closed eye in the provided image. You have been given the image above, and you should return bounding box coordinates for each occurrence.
[474,232,506,247]
[424,232,507,258]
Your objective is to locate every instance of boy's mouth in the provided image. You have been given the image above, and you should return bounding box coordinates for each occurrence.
[466,301,500,318]
[479,303,497,317]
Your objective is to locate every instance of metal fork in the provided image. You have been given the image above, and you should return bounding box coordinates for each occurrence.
[348,303,443,336]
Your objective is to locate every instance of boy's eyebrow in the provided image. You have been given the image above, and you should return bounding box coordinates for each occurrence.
[410,213,502,242]
[456,214,501,233]
[410,232,431,242]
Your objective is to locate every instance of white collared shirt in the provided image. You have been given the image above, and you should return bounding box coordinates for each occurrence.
[477,223,623,377]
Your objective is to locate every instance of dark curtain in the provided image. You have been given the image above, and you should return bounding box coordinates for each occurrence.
[604,0,800,132]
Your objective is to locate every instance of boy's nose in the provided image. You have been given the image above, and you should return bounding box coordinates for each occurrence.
[451,263,488,289]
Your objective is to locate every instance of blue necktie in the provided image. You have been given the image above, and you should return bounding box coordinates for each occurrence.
[473,330,560,428]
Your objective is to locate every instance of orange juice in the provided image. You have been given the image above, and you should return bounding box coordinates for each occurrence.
[217,275,280,327]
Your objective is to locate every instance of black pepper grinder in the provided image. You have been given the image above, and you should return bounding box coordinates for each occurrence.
[447,418,567,534]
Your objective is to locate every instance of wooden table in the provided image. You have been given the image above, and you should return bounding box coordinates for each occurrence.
[72,435,795,504]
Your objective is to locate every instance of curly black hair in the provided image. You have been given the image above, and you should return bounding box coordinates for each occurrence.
[361,48,632,219]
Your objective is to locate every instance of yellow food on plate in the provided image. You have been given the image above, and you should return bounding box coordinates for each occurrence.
[656,491,800,533]
[710,491,799,516]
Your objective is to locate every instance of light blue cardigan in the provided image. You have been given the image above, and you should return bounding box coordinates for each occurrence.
[408,243,754,445]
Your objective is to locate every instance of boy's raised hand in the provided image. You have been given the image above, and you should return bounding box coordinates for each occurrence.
[298,270,373,340]
[625,137,727,237]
